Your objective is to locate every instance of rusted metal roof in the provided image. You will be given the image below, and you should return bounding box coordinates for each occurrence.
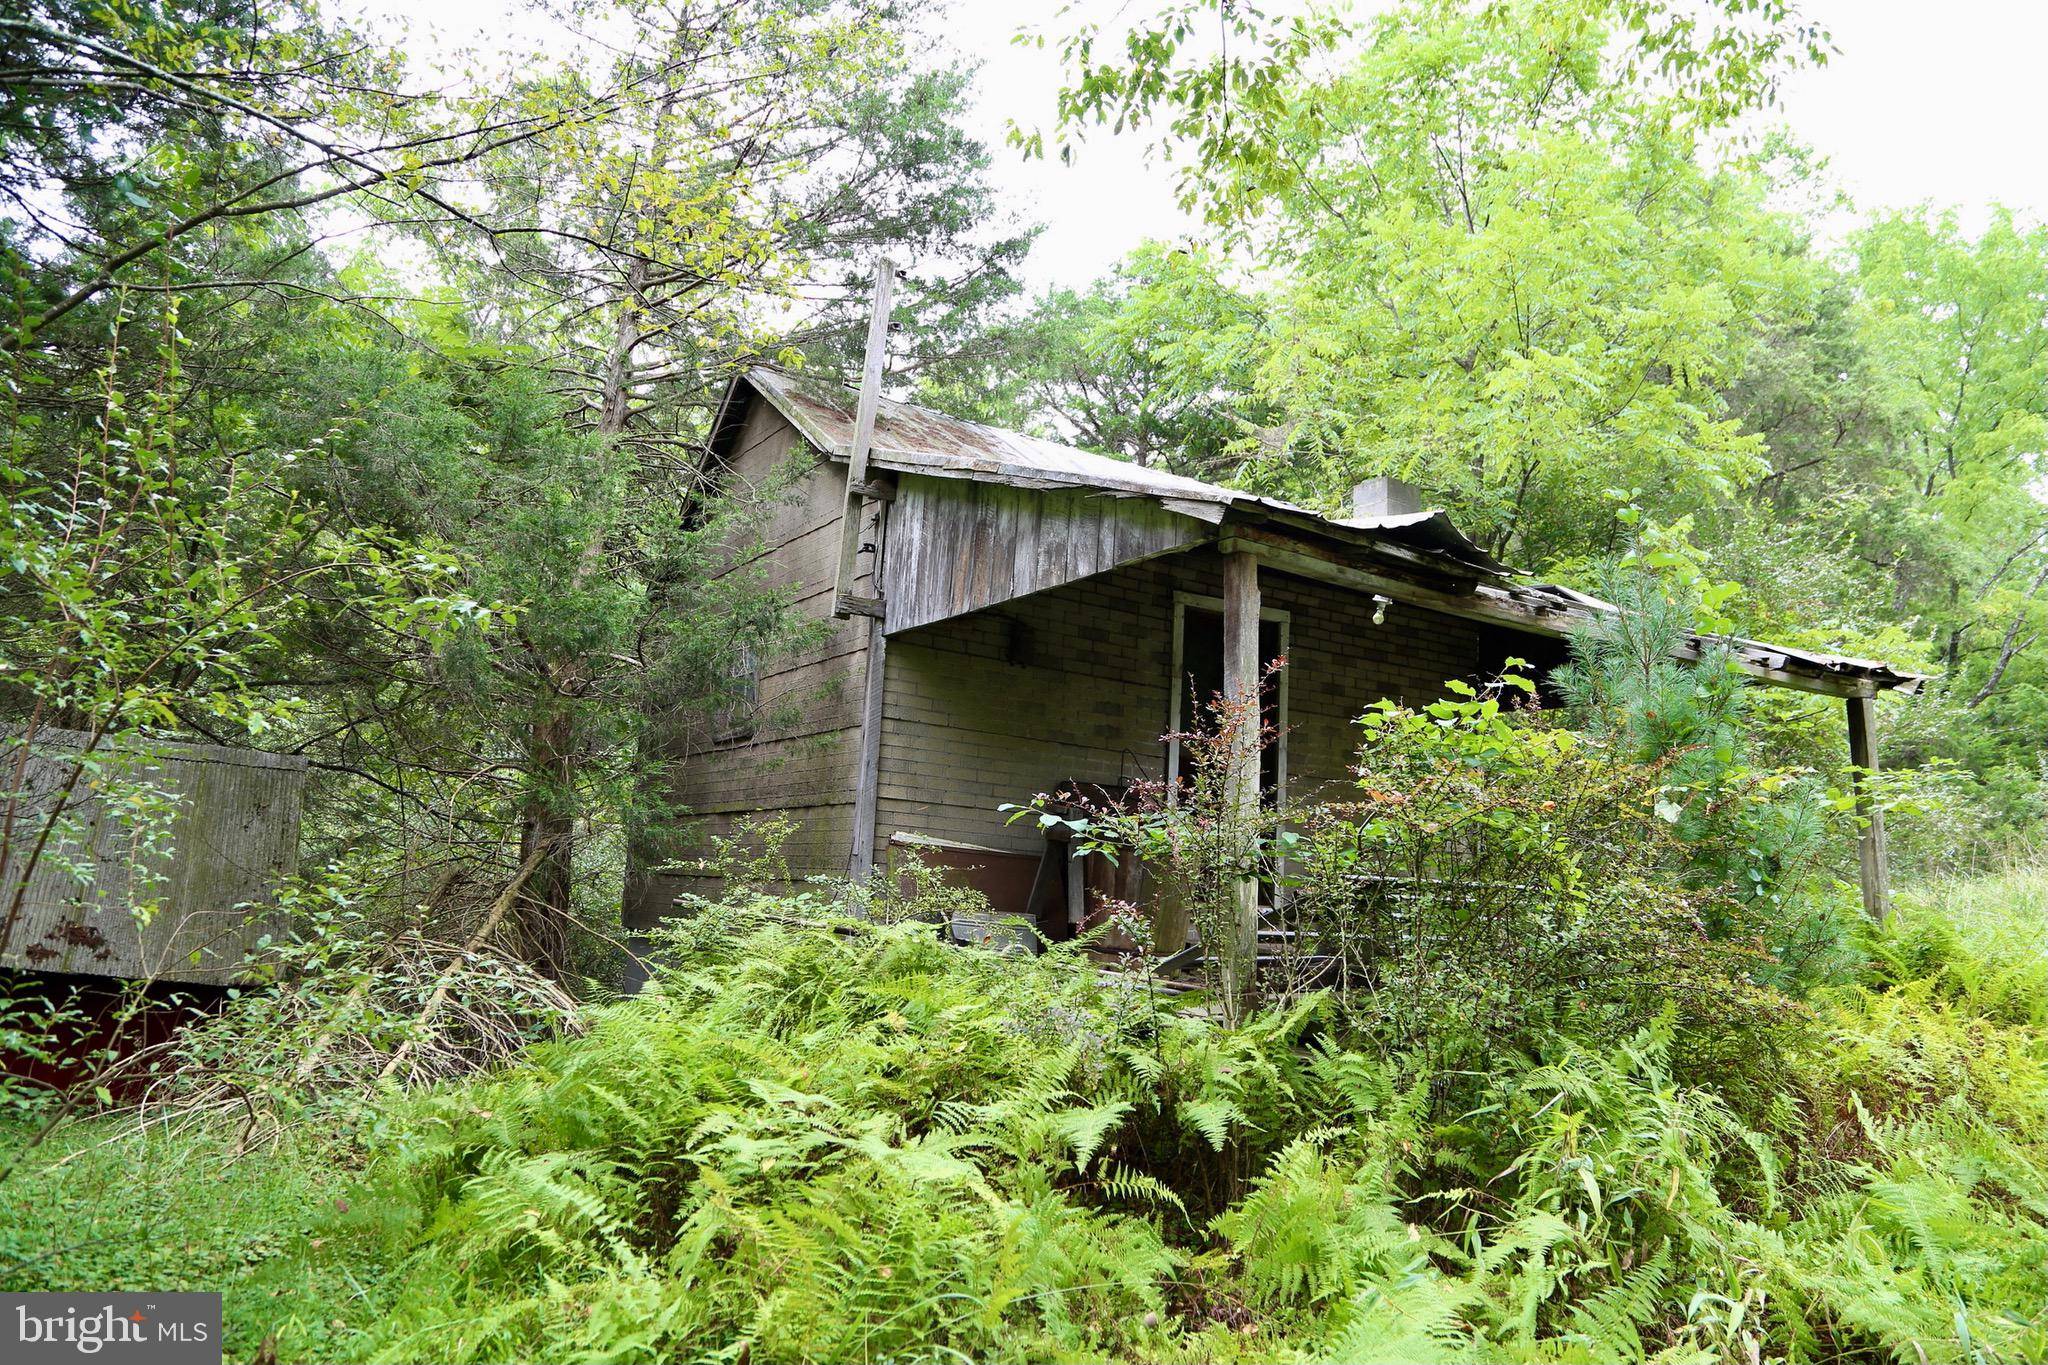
[736,368,1510,575]
[720,369,1927,696]
[1484,581,1927,695]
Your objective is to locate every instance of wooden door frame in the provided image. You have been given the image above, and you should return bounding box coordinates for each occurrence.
[1167,590,1290,811]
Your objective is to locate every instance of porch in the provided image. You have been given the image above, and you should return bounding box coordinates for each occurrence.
[871,543,1566,945]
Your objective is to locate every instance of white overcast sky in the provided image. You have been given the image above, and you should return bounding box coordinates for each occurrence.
[358,0,2048,292]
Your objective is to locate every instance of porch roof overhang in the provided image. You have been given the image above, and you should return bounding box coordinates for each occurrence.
[714,368,1928,700]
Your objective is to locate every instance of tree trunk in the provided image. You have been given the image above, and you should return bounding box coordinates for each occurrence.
[516,706,577,982]
[512,258,649,981]
[1966,558,2048,708]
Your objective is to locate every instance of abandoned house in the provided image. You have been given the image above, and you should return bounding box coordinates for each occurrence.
[623,363,1925,952]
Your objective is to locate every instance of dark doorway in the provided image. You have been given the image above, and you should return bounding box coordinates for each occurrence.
[1173,603,1284,800]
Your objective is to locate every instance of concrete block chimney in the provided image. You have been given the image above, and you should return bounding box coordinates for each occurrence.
[1351,475,1424,520]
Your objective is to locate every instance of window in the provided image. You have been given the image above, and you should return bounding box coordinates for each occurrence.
[713,645,760,742]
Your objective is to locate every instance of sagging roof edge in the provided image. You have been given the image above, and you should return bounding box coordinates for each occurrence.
[716,369,1928,697]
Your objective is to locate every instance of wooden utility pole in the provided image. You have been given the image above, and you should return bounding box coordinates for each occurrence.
[1846,693,1892,921]
[843,258,898,878]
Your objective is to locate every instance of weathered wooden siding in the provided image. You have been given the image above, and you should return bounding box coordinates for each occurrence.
[874,547,1567,869]
[882,475,1210,636]
[0,728,304,984]
[625,396,874,925]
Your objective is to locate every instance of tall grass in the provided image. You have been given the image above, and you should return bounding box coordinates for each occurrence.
[1874,861,2048,1026]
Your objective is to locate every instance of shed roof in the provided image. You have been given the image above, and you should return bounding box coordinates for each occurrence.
[714,369,1926,697]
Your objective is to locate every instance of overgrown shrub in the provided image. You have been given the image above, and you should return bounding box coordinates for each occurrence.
[348,879,2045,1364]
[360,906,1283,1362]
[1557,559,1856,990]
[1292,675,1804,1097]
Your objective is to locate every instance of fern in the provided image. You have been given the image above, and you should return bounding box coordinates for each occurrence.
[325,873,2048,1365]
[1548,1242,1675,1361]
[1216,1134,1425,1309]
[1047,1100,1132,1173]
[1176,1098,1246,1153]
[1318,1272,1486,1364]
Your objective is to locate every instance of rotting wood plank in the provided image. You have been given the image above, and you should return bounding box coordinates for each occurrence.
[833,260,897,615]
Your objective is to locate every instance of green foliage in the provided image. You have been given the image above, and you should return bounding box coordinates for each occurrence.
[2,2,2045,1361]
[4,862,2046,1362]
[1213,1131,1427,1309]
[1557,548,1853,986]
[1293,669,1806,1103]
[1012,0,1834,564]
[360,910,1193,1363]
[914,245,1271,480]
[1001,0,2048,837]
[0,1119,413,1363]
[2,0,1034,1002]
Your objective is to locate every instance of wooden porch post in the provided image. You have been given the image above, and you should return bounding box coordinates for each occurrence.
[1845,693,1892,921]
[848,618,887,880]
[1221,551,1262,1014]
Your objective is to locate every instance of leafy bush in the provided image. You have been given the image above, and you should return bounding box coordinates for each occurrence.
[1292,674,1804,1097]
[1557,556,1856,990]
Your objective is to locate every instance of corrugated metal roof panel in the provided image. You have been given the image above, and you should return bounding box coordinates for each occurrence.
[745,368,1510,574]
[0,728,304,984]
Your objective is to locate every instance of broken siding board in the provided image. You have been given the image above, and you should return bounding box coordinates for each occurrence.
[882,476,1211,635]
[718,518,848,597]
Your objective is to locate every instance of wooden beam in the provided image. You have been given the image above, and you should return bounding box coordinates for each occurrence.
[1845,694,1893,921]
[1215,527,1884,699]
[1220,550,1262,1017]
[833,258,897,616]
[842,258,897,880]
[1218,528,1555,629]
